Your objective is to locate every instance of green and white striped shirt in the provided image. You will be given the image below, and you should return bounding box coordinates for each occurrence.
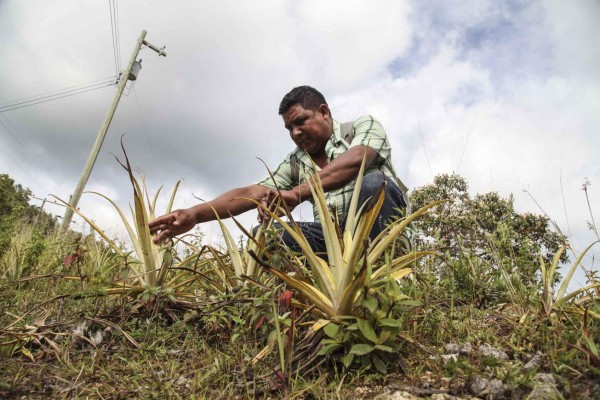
[257,115,398,223]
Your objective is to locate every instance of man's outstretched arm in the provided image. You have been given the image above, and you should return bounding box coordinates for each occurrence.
[149,184,270,243]
[269,145,377,210]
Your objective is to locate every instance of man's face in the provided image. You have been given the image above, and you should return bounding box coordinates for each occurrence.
[282,103,332,157]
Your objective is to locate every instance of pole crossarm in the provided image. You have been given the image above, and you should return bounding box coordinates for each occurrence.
[142,40,167,57]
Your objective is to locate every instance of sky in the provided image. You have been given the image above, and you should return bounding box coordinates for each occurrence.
[1,0,599,287]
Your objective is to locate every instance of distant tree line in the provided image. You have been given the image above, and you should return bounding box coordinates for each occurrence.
[410,173,568,296]
[0,173,58,255]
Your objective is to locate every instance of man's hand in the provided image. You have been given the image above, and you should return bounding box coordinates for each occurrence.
[257,189,302,223]
[149,208,197,243]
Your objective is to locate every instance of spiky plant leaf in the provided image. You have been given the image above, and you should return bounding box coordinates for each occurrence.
[556,241,598,301]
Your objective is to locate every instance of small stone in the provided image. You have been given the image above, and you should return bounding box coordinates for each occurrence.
[469,375,488,396]
[440,377,452,390]
[478,344,509,360]
[373,390,419,400]
[89,330,103,346]
[430,395,459,400]
[468,375,505,397]
[421,371,435,389]
[523,352,543,371]
[533,373,555,385]
[527,381,561,400]
[441,354,459,363]
[445,343,460,354]
[72,320,88,337]
[460,342,473,355]
[175,376,190,386]
[487,379,504,396]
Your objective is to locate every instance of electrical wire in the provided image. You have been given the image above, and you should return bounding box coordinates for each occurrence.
[123,80,135,96]
[0,144,47,191]
[0,82,115,113]
[108,0,119,76]
[417,117,434,179]
[456,111,477,173]
[0,113,46,170]
[132,85,157,175]
[115,0,121,69]
[0,76,117,108]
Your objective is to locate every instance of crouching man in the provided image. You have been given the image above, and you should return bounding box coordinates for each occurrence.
[149,86,409,252]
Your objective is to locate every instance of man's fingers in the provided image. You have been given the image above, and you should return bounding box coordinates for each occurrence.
[153,230,169,244]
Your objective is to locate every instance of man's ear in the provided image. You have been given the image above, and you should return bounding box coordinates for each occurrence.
[319,104,331,120]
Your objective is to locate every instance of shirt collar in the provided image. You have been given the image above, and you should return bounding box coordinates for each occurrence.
[330,119,343,145]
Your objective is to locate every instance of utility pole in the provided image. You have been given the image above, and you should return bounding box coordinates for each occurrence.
[61,30,166,231]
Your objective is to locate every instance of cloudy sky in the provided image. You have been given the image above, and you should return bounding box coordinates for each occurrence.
[1,1,599,286]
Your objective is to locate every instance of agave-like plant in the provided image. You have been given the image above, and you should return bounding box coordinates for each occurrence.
[54,140,191,293]
[251,155,441,320]
[540,241,600,318]
[200,215,271,290]
[0,225,35,281]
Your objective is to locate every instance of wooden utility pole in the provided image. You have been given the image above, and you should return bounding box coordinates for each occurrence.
[61,30,166,231]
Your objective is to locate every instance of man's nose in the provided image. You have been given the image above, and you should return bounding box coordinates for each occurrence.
[291,127,302,138]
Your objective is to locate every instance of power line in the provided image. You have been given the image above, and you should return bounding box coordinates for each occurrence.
[417,117,434,179]
[108,0,119,76]
[0,135,48,191]
[132,85,157,175]
[0,82,115,113]
[115,0,121,69]
[456,111,477,173]
[0,76,117,109]
[0,114,46,171]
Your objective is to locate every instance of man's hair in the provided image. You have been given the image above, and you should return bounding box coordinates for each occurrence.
[278,86,328,115]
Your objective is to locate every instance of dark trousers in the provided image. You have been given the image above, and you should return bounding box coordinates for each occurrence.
[270,172,407,255]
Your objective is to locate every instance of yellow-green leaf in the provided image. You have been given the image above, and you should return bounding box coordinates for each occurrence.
[350,343,375,356]
[357,318,378,343]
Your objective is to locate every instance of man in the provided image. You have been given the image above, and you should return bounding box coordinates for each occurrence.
[149,86,408,252]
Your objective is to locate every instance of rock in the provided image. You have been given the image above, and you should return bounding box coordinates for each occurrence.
[431,393,473,400]
[89,330,103,346]
[526,385,562,400]
[469,375,488,396]
[440,377,452,390]
[477,344,509,360]
[468,375,505,398]
[445,343,461,354]
[441,354,459,363]
[372,390,419,400]
[460,342,473,355]
[72,320,89,337]
[421,371,435,389]
[175,376,190,387]
[487,379,505,397]
[533,373,555,385]
[431,395,471,400]
[526,375,561,400]
[523,352,543,371]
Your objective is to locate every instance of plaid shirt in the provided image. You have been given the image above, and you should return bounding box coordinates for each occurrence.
[257,115,398,223]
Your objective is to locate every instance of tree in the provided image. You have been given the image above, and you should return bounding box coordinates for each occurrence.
[410,174,567,303]
[0,174,31,220]
[0,174,57,256]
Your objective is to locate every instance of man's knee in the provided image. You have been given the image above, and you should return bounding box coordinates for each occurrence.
[359,172,386,198]
[359,172,406,208]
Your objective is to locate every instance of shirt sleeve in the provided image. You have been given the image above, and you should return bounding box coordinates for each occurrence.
[256,154,295,190]
[349,115,390,168]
